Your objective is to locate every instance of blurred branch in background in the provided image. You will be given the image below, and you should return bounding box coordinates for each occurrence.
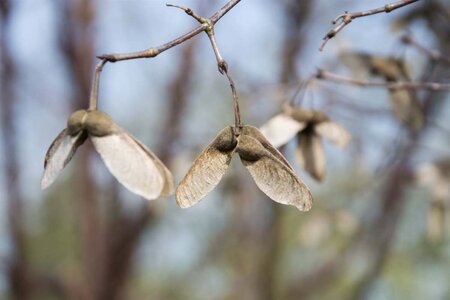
[2,0,450,299]
[56,0,102,298]
[253,1,313,299]
[401,34,450,65]
[316,69,450,91]
[0,1,32,299]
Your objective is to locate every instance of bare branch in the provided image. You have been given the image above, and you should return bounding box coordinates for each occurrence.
[316,69,450,91]
[166,3,206,23]
[88,59,107,110]
[167,2,242,132]
[97,0,241,62]
[320,0,420,51]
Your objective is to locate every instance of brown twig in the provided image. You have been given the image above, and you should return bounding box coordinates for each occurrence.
[97,0,241,62]
[401,34,450,65]
[169,2,243,133]
[320,0,420,51]
[88,59,107,110]
[316,69,450,91]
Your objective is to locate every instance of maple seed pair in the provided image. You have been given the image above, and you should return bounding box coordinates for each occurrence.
[176,125,313,211]
[260,104,351,182]
[41,111,313,211]
[41,109,174,200]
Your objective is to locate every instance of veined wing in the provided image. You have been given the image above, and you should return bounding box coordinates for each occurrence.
[176,126,237,208]
[238,134,313,211]
[91,125,166,200]
[259,113,304,148]
[41,129,87,189]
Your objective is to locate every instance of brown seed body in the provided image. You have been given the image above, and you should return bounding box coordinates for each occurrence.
[84,110,116,137]
[67,110,88,136]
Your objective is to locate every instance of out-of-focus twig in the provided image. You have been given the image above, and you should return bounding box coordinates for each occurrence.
[1,1,32,299]
[256,2,313,299]
[402,34,450,65]
[57,1,101,298]
[157,41,197,163]
[320,0,420,51]
[316,69,450,91]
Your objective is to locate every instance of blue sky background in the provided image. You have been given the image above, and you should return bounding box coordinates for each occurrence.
[1,0,449,298]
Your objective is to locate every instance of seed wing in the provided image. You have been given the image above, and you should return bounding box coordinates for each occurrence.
[242,124,296,171]
[259,113,304,148]
[41,129,87,189]
[176,127,237,208]
[91,126,165,200]
[130,135,174,197]
[314,121,351,148]
[238,134,313,211]
[389,89,424,131]
[296,133,326,182]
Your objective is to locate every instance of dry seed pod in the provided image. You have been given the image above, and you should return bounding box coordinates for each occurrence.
[241,125,295,171]
[237,133,313,211]
[260,105,350,181]
[296,132,326,182]
[259,114,304,148]
[416,160,450,243]
[340,51,424,130]
[42,109,174,200]
[389,88,424,131]
[176,125,313,211]
[176,127,237,208]
[41,129,87,189]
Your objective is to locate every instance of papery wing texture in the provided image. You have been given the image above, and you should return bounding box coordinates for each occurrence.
[130,135,175,197]
[176,127,237,208]
[238,134,313,211]
[389,89,424,131]
[296,133,326,182]
[242,125,295,171]
[314,121,351,148]
[259,114,304,148]
[91,126,166,200]
[41,129,87,189]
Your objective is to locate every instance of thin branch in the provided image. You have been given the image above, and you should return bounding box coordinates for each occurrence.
[320,0,420,51]
[97,0,241,62]
[401,34,450,65]
[316,69,450,91]
[166,3,206,23]
[169,2,243,133]
[88,59,107,110]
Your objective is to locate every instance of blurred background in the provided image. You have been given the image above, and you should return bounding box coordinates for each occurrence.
[1,0,450,299]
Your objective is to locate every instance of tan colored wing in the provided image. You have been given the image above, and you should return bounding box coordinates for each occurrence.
[296,133,326,182]
[389,89,424,131]
[130,135,174,197]
[314,121,351,148]
[91,125,166,200]
[238,134,313,211]
[259,114,304,148]
[242,125,295,171]
[41,129,87,189]
[176,127,237,208]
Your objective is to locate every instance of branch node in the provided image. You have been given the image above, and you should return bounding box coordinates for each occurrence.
[97,54,117,62]
[384,4,394,12]
[146,48,159,57]
[218,60,228,74]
